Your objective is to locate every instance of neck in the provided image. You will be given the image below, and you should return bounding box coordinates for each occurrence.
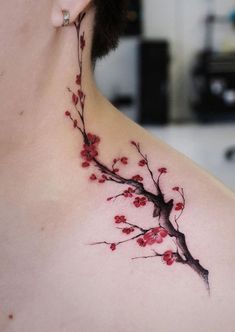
[0,7,104,160]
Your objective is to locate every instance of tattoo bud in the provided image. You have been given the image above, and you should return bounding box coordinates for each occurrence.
[122,227,135,235]
[114,215,127,224]
[78,89,84,99]
[138,159,147,167]
[76,74,81,85]
[175,202,184,211]
[72,93,78,105]
[90,174,97,181]
[80,34,86,50]
[131,140,137,147]
[120,157,128,165]
[110,243,116,251]
[158,167,167,174]
[132,175,143,182]
[162,250,175,266]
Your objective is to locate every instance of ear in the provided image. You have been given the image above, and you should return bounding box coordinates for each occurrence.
[51,0,92,27]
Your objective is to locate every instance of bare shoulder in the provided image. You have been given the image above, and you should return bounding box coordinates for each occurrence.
[80,104,235,331]
[2,103,235,332]
[62,104,235,331]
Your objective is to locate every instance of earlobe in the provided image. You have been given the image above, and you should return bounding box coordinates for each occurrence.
[51,0,92,27]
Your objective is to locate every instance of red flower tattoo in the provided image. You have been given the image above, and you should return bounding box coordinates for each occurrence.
[133,196,147,208]
[175,202,184,211]
[132,175,144,182]
[158,167,167,174]
[90,174,97,181]
[120,157,128,165]
[76,74,81,85]
[122,227,135,235]
[137,238,147,247]
[114,215,127,224]
[80,33,86,50]
[163,250,175,266]
[110,243,116,251]
[143,227,168,245]
[123,187,135,198]
[64,12,210,292]
[138,159,147,167]
[72,93,79,105]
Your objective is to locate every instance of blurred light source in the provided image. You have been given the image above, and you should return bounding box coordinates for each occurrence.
[210,79,225,95]
[223,90,235,105]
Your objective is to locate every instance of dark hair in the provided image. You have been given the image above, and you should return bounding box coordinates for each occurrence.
[91,0,129,62]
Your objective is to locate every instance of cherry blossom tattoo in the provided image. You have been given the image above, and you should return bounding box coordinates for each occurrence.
[65,13,210,292]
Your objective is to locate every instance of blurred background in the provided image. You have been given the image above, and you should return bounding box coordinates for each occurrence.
[95,0,235,191]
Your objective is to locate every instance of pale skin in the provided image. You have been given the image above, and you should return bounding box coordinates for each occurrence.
[0,1,235,331]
